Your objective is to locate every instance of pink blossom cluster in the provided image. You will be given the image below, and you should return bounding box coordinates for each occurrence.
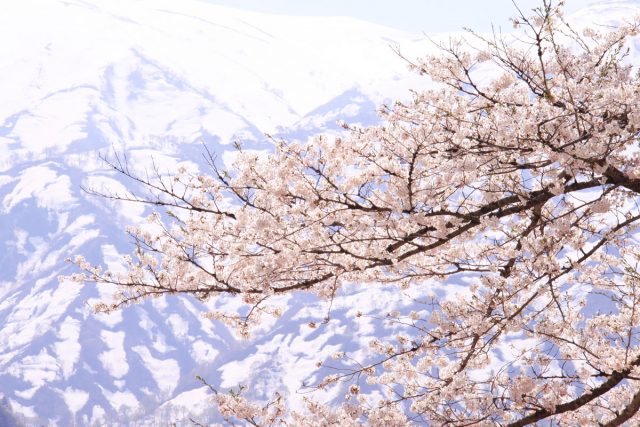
[70,1,640,425]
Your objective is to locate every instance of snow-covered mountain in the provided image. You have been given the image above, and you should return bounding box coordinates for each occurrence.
[1,0,638,425]
[0,0,433,425]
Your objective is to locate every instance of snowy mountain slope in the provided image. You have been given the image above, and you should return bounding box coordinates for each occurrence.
[2,0,639,425]
[0,0,433,425]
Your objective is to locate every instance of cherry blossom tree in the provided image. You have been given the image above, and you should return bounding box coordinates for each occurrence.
[71,1,640,425]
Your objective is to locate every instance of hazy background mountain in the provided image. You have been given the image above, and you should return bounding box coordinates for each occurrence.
[0,0,431,424]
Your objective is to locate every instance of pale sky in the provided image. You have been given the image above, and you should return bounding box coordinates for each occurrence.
[201,0,596,33]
